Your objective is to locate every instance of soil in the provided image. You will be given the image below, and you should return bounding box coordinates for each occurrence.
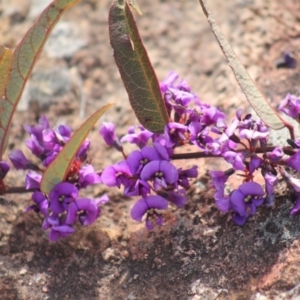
[1,0,300,299]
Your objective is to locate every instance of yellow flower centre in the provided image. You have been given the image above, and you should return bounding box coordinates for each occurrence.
[244,195,252,203]
[155,171,163,178]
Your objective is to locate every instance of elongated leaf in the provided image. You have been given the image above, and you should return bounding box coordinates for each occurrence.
[198,0,289,131]
[0,47,14,153]
[40,103,114,194]
[0,0,80,159]
[0,47,13,97]
[109,0,169,133]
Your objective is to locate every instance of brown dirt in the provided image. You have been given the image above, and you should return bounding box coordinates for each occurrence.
[1,0,300,299]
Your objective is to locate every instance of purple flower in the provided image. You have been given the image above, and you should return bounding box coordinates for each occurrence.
[120,125,153,148]
[77,140,90,161]
[239,128,269,140]
[223,151,246,171]
[23,115,50,143]
[266,147,283,163]
[126,146,161,175]
[66,198,100,226]
[124,179,151,198]
[140,160,179,190]
[210,170,231,191]
[166,190,187,208]
[100,122,123,152]
[56,124,72,141]
[78,164,101,188]
[189,122,213,152]
[230,182,264,224]
[279,94,300,120]
[164,123,188,148]
[160,71,180,93]
[215,189,231,212]
[249,156,263,174]
[101,160,131,188]
[264,172,278,206]
[49,224,75,242]
[285,149,300,172]
[26,191,49,217]
[201,106,226,127]
[9,150,32,170]
[42,214,59,230]
[276,52,296,69]
[26,134,44,157]
[131,195,168,229]
[178,166,198,188]
[25,171,41,189]
[43,129,58,152]
[280,169,300,193]
[0,161,10,179]
[49,182,78,214]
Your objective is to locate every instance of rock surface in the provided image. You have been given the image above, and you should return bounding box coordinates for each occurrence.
[0,0,300,299]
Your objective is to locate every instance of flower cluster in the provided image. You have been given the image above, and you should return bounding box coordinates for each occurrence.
[8,72,300,240]
[100,123,197,229]
[9,117,107,241]
[208,93,300,224]
[101,72,300,227]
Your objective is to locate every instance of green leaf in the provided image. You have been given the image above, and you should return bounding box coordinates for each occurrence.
[109,0,169,133]
[198,0,289,131]
[40,103,114,195]
[0,0,80,159]
[0,47,13,97]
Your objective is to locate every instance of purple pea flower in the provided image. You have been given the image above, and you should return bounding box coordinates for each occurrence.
[101,160,131,188]
[263,172,278,206]
[201,106,226,127]
[100,122,123,152]
[120,125,153,148]
[279,94,300,120]
[26,134,44,157]
[25,171,42,189]
[215,189,231,213]
[26,191,49,217]
[49,182,78,214]
[210,169,234,192]
[276,52,297,69]
[56,124,72,141]
[78,164,101,188]
[126,146,161,175]
[266,147,284,163]
[223,151,246,171]
[0,161,10,179]
[9,150,33,170]
[23,115,50,143]
[43,129,58,152]
[164,123,188,148]
[249,156,263,174]
[230,182,264,225]
[178,166,198,188]
[285,149,300,172]
[140,160,179,191]
[166,190,187,208]
[159,71,180,93]
[42,213,59,230]
[77,140,90,161]
[49,224,75,242]
[280,168,300,192]
[66,198,100,226]
[131,195,168,230]
[124,179,151,199]
[189,122,213,152]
